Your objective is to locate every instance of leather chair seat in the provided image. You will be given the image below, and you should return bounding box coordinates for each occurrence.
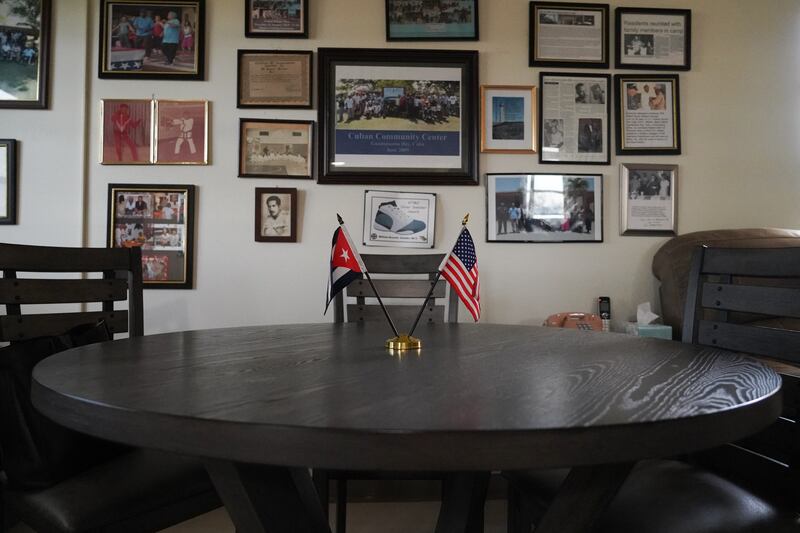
[507,460,800,533]
[6,448,220,533]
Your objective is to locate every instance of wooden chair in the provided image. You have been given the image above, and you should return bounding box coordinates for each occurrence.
[0,242,220,532]
[505,246,800,533]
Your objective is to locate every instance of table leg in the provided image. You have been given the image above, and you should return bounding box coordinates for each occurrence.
[205,460,332,533]
[434,472,490,533]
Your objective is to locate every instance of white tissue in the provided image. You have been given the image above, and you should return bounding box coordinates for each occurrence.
[636,302,660,325]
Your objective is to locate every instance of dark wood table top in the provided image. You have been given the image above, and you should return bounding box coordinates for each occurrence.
[32,323,782,471]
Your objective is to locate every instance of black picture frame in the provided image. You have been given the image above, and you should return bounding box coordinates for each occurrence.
[107,183,196,289]
[0,140,18,225]
[255,187,298,242]
[614,74,681,156]
[239,118,314,179]
[317,47,479,186]
[236,49,313,109]
[98,0,205,80]
[615,8,691,71]
[245,0,308,38]
[0,0,51,109]
[385,0,479,41]
[529,2,609,69]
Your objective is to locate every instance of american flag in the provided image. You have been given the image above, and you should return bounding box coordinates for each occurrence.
[440,228,480,321]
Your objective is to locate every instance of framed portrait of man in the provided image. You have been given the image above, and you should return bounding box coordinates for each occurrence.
[255,187,298,242]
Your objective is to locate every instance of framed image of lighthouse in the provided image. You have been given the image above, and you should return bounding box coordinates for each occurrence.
[480,85,537,153]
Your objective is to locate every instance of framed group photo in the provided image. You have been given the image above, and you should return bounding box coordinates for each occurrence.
[615,74,681,155]
[0,0,51,109]
[362,190,436,248]
[317,47,479,185]
[98,0,205,80]
[255,187,297,242]
[539,72,610,165]
[107,184,195,289]
[620,163,677,236]
[486,173,602,243]
[385,0,478,41]
[480,85,536,154]
[100,99,154,164]
[154,99,208,164]
[529,1,609,68]
[615,8,691,70]
[0,140,17,225]
[237,49,312,108]
[246,0,307,38]
[239,119,313,179]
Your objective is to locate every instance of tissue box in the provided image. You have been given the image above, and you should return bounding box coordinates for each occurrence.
[626,322,673,340]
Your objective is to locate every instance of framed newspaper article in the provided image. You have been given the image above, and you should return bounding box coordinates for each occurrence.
[529,2,609,69]
[620,163,677,236]
[615,8,691,70]
[362,190,436,248]
[615,74,681,155]
[538,72,610,165]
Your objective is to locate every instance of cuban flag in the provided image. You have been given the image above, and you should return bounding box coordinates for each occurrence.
[324,224,367,314]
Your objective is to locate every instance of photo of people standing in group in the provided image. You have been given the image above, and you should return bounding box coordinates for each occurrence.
[0,0,50,108]
[246,0,306,37]
[386,0,477,40]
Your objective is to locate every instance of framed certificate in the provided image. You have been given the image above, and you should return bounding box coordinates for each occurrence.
[237,50,313,109]
[529,2,609,68]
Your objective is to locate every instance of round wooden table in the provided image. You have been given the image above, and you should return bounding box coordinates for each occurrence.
[32,323,782,533]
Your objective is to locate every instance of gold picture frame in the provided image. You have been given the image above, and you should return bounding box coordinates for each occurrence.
[480,85,537,154]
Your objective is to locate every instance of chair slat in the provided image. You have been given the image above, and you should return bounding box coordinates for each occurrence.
[736,417,797,466]
[0,243,132,272]
[701,283,800,319]
[348,279,445,299]
[0,311,129,341]
[702,247,800,277]
[362,254,444,274]
[346,304,444,324]
[697,320,800,362]
[0,279,128,305]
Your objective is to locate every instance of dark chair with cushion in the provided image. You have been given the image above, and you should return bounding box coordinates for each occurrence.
[505,245,800,533]
[0,242,220,532]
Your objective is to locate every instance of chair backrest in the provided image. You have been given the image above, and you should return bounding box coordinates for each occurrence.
[0,243,144,342]
[332,253,458,325]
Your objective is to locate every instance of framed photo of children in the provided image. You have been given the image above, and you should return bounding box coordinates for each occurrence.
[255,187,297,243]
[620,163,677,236]
[529,2,609,68]
[239,119,313,179]
[107,184,196,289]
[538,72,610,165]
[0,140,18,224]
[154,99,208,164]
[486,173,602,243]
[237,50,312,108]
[0,0,51,109]
[615,74,681,155]
[98,0,205,80]
[245,0,307,38]
[100,99,154,164]
[480,85,536,154]
[615,8,691,70]
[317,47,479,185]
[385,0,478,41]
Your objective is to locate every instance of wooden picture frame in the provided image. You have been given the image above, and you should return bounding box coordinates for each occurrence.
[100,99,154,164]
[239,119,313,179]
[0,140,18,225]
[153,99,209,164]
[529,1,609,68]
[0,0,51,109]
[385,0,479,41]
[237,49,313,109]
[245,0,307,38]
[615,8,691,71]
[480,85,536,154]
[620,163,677,236]
[255,187,297,242]
[615,74,681,155]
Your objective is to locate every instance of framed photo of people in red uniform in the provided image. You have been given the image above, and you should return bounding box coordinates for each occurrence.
[100,99,154,164]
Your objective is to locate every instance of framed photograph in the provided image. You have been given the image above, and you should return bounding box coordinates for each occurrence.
[255,187,297,242]
[154,99,208,164]
[100,99,154,164]
[615,74,681,155]
[615,8,691,70]
[529,2,609,68]
[362,190,436,248]
[0,0,51,109]
[487,173,602,243]
[480,85,536,154]
[237,50,312,109]
[239,119,313,179]
[246,0,307,38]
[107,184,195,289]
[318,47,479,186]
[0,140,18,225]
[539,72,610,165]
[620,163,677,236]
[386,0,478,41]
[98,0,205,80]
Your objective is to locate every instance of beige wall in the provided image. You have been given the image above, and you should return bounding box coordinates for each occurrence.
[1,0,799,334]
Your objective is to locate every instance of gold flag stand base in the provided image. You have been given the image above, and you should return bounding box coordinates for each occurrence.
[386,334,422,351]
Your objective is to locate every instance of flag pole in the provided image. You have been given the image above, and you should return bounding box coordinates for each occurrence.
[407,213,469,339]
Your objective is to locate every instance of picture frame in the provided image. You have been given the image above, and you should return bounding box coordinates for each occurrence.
[486,173,602,243]
[529,2,609,68]
[620,163,677,236]
[0,140,18,225]
[245,0,307,38]
[0,0,51,109]
[255,187,297,243]
[385,0,478,41]
[615,8,691,71]
[153,99,209,164]
[100,99,154,164]
[538,72,610,165]
[481,85,537,154]
[107,184,195,289]
[318,47,479,186]
[239,119,313,179]
[98,0,205,80]
[615,74,681,155]
[362,190,436,248]
[237,50,313,109]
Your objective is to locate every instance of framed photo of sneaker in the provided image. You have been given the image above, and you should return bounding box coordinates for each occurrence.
[363,190,436,248]
[317,48,479,185]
